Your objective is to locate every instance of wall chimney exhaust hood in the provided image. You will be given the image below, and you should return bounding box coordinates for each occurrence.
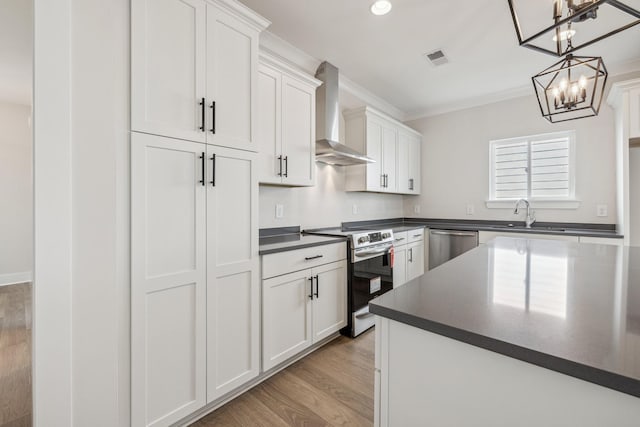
[315,62,375,166]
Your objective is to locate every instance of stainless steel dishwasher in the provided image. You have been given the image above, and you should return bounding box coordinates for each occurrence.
[428,229,479,270]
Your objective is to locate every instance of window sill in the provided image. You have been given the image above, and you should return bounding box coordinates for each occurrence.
[485,200,581,210]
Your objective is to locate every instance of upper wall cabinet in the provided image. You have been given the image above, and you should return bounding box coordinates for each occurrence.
[344,106,422,195]
[132,0,270,151]
[257,53,321,186]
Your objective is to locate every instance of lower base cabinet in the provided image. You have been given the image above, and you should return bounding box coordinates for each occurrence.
[393,229,425,288]
[262,244,347,371]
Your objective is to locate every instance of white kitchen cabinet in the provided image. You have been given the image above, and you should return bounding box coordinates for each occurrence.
[630,88,640,139]
[262,243,347,371]
[132,133,259,425]
[132,0,269,150]
[257,54,321,186]
[393,229,425,288]
[344,106,422,194]
[478,231,579,245]
[205,145,259,402]
[398,130,422,195]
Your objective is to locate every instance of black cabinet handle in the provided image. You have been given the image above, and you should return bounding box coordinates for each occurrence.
[409,178,414,190]
[284,156,288,178]
[308,277,314,300]
[305,255,323,261]
[409,248,413,262]
[199,98,205,132]
[199,152,205,186]
[384,174,388,188]
[210,101,216,134]
[210,154,216,186]
[381,174,385,187]
[278,155,283,177]
[314,275,319,298]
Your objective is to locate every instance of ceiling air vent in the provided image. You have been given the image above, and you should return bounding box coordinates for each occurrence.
[424,49,449,67]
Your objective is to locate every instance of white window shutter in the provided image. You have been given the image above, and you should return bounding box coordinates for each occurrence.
[530,137,570,198]
[493,141,528,199]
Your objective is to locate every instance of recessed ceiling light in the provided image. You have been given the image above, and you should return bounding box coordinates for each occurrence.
[370,0,392,16]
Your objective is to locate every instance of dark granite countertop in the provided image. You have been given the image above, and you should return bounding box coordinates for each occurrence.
[341,217,622,239]
[259,226,347,255]
[369,237,640,398]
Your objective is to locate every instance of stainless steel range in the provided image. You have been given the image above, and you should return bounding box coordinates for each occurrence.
[305,228,395,337]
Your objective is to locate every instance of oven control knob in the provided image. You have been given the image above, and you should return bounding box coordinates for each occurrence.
[357,236,369,244]
[382,232,391,240]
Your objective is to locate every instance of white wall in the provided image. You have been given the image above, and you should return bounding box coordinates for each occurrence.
[403,94,618,224]
[260,163,404,229]
[0,101,32,285]
[34,0,130,425]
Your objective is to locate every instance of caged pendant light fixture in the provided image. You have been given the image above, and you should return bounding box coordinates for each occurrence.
[508,0,640,122]
[532,53,608,122]
[507,0,640,57]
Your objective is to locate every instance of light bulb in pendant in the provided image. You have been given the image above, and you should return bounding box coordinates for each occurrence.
[579,75,587,88]
[560,78,568,91]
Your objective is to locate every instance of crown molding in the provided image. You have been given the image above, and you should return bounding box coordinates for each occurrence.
[404,85,533,122]
[211,0,270,32]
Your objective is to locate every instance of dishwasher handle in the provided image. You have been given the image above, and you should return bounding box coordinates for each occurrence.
[430,230,478,237]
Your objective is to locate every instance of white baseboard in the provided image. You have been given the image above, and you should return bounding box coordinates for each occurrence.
[0,272,33,287]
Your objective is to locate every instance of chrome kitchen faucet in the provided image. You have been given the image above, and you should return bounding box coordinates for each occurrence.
[514,199,536,228]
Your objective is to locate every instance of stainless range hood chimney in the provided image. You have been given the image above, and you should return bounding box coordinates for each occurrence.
[315,62,375,166]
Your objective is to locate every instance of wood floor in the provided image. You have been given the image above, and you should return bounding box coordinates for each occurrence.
[194,330,375,427]
[0,283,32,427]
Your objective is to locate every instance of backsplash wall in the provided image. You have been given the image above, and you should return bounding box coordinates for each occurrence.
[259,163,404,229]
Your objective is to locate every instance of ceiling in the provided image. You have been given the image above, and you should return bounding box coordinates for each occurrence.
[0,0,32,105]
[238,0,640,118]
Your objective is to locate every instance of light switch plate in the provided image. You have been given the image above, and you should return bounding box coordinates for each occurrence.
[466,204,475,216]
[596,204,608,217]
[275,204,284,219]
[352,204,358,215]
[414,205,421,214]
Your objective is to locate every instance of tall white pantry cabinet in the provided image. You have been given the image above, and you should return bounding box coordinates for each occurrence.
[130,1,269,426]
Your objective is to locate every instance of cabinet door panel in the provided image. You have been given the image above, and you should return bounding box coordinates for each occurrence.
[282,75,315,186]
[409,136,421,194]
[131,133,206,427]
[407,241,425,282]
[257,64,282,184]
[263,270,313,370]
[393,246,407,288]
[207,270,259,402]
[397,134,410,194]
[366,120,383,191]
[207,5,258,151]
[312,261,348,343]
[132,0,206,143]
[382,126,397,192]
[206,146,259,400]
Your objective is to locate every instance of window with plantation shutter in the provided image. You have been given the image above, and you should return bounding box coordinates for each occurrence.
[489,131,575,202]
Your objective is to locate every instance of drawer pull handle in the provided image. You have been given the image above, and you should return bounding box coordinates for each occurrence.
[413,234,422,238]
[305,255,323,261]
[395,237,405,242]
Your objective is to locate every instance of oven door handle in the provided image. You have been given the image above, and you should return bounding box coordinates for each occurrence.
[355,311,375,320]
[354,245,392,257]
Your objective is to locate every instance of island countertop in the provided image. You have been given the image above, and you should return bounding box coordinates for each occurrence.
[369,237,640,398]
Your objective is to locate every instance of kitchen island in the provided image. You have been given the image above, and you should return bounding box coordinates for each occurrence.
[369,237,640,426]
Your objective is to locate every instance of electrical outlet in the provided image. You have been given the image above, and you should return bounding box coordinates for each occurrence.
[352,204,358,215]
[275,204,284,219]
[466,204,475,216]
[414,205,421,214]
[596,204,608,217]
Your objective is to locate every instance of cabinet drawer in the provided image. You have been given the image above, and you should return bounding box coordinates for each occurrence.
[262,242,346,279]
[408,228,425,243]
[393,231,408,246]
